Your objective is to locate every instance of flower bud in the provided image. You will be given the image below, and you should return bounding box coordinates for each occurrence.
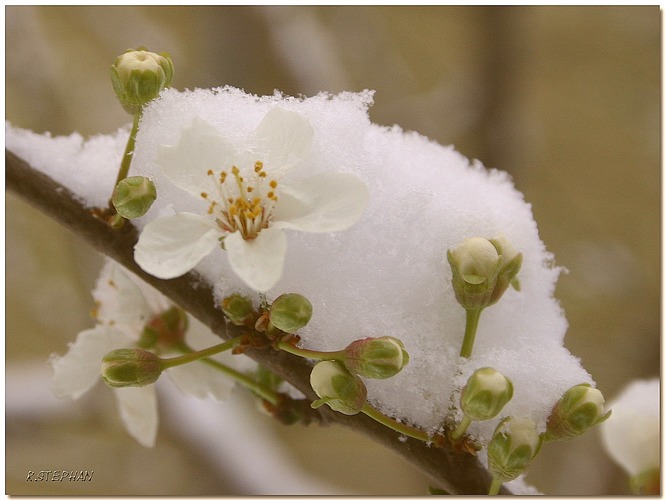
[112,176,157,219]
[448,237,502,310]
[630,467,660,495]
[310,360,367,415]
[110,48,174,115]
[460,367,513,421]
[342,336,409,379]
[221,293,256,326]
[489,235,523,303]
[101,348,162,388]
[269,293,313,333]
[488,417,543,483]
[545,383,611,442]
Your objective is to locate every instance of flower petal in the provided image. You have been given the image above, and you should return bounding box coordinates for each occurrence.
[273,172,369,233]
[113,385,158,447]
[50,326,129,399]
[224,227,287,292]
[134,213,221,279]
[253,108,313,176]
[157,117,237,197]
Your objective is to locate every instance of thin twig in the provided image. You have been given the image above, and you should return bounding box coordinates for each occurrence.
[6,148,512,495]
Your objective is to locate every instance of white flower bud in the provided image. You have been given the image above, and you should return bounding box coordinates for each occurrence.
[448,237,501,310]
[110,48,174,115]
[460,367,513,421]
[545,383,611,442]
[488,416,543,483]
[310,360,367,415]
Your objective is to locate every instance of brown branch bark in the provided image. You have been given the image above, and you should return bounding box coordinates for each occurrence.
[6,148,512,495]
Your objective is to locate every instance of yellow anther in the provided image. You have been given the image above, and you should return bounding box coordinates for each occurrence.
[207,169,214,176]
[231,165,240,175]
[201,192,209,199]
[269,180,278,189]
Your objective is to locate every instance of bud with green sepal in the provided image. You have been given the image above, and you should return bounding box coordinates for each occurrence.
[487,416,543,495]
[101,348,162,388]
[544,383,611,442]
[221,293,256,327]
[448,237,503,310]
[112,176,156,219]
[342,336,409,379]
[310,360,367,415]
[451,367,513,440]
[110,48,174,116]
[488,235,523,304]
[630,467,660,495]
[269,293,313,333]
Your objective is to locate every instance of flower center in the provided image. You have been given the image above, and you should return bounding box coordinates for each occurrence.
[201,161,279,240]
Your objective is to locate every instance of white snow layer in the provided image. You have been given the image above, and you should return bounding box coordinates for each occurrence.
[6,87,594,445]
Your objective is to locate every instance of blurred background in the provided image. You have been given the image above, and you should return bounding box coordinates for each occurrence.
[5,5,660,495]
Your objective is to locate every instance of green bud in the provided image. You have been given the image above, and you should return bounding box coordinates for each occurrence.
[460,367,513,421]
[447,235,522,310]
[630,467,660,495]
[342,336,410,379]
[221,293,256,326]
[488,416,543,483]
[448,237,502,310]
[138,306,188,349]
[112,176,157,219]
[544,383,611,442]
[111,48,174,115]
[310,360,367,415]
[101,348,162,388]
[269,293,313,333]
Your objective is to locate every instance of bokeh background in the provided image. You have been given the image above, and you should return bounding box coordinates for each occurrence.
[5,5,660,495]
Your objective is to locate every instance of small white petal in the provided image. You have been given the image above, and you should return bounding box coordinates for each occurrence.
[253,108,313,176]
[134,213,221,279]
[50,326,129,399]
[273,172,369,233]
[224,227,287,292]
[114,385,158,447]
[157,117,237,197]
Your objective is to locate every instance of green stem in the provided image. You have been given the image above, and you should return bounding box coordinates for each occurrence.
[198,355,280,405]
[161,338,280,405]
[159,336,242,370]
[450,414,472,441]
[114,112,141,188]
[277,340,345,362]
[460,308,482,358]
[488,477,503,495]
[361,403,431,442]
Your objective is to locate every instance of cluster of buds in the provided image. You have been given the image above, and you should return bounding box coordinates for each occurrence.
[137,306,189,350]
[310,360,367,415]
[544,383,611,442]
[447,235,522,311]
[110,48,174,116]
[101,348,163,388]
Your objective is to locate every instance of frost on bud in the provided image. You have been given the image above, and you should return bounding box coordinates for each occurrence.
[110,48,174,115]
[488,417,543,483]
[460,367,513,421]
[112,176,157,219]
[101,348,162,388]
[221,293,256,326]
[447,236,522,310]
[269,293,313,333]
[544,383,611,442]
[342,336,410,379]
[310,360,367,415]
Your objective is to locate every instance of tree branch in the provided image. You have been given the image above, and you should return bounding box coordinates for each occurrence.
[6,148,512,495]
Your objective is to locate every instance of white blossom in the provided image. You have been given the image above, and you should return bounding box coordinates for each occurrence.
[50,260,243,447]
[600,378,660,477]
[134,108,369,292]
